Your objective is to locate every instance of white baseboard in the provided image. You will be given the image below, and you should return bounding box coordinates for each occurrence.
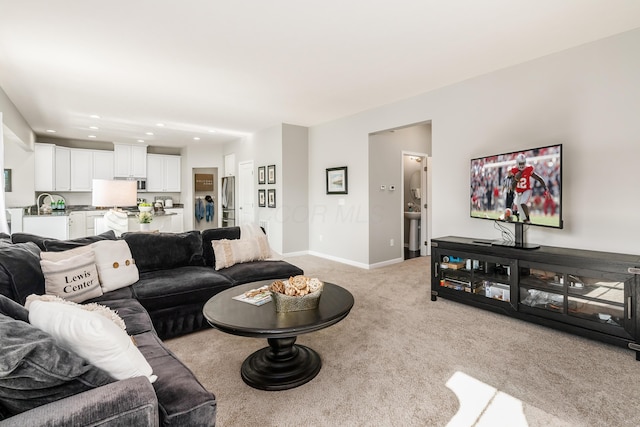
[281,250,309,258]
[368,257,404,269]
[307,251,371,270]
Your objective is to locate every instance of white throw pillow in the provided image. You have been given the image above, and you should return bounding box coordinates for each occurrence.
[28,299,157,383]
[212,236,269,270]
[91,240,139,293]
[39,250,103,303]
[40,244,92,262]
[25,293,127,332]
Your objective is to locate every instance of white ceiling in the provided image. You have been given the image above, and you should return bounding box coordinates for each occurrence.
[1,1,640,148]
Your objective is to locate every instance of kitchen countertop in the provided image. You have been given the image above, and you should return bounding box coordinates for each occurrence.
[25,205,181,217]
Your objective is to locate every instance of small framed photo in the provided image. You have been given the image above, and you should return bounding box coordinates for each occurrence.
[4,169,11,192]
[267,189,276,208]
[258,166,266,185]
[267,164,276,184]
[326,166,348,194]
[258,189,266,207]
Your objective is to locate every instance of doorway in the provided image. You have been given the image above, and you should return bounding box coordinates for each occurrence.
[237,161,255,225]
[402,152,430,259]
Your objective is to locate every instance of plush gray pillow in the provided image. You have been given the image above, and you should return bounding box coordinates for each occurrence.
[0,313,115,417]
[122,230,204,273]
[0,295,29,322]
[10,232,49,251]
[43,230,117,252]
[0,242,44,304]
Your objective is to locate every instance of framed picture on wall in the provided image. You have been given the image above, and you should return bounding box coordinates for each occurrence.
[258,189,266,207]
[326,166,348,194]
[267,164,276,184]
[267,189,276,208]
[4,169,11,192]
[258,166,266,185]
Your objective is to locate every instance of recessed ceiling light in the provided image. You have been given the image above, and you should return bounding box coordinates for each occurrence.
[89,126,99,130]
[137,139,144,143]
[90,114,101,119]
[45,129,56,133]
[156,123,165,127]
[88,135,97,138]
[193,137,201,141]
[145,132,154,136]
[208,129,217,133]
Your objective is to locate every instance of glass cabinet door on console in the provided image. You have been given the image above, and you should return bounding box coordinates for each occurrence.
[432,251,515,309]
[519,262,635,340]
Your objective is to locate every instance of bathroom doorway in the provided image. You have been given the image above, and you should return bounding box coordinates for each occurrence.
[367,121,431,266]
[403,152,429,259]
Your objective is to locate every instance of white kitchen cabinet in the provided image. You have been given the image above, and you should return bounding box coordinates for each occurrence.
[114,143,147,178]
[72,149,115,191]
[68,211,87,238]
[224,153,236,176]
[146,154,181,192]
[70,149,93,191]
[34,143,55,191]
[85,210,105,236]
[55,147,71,191]
[23,215,69,240]
[165,208,184,232]
[92,150,114,181]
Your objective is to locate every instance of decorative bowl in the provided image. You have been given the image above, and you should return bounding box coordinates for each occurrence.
[271,289,323,313]
[138,206,153,212]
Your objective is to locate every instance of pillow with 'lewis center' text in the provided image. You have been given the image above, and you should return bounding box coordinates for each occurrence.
[39,250,103,303]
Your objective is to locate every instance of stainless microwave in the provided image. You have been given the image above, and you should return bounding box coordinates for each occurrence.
[115,177,146,191]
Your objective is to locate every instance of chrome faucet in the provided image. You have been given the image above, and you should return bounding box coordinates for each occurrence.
[36,193,66,213]
[36,193,52,213]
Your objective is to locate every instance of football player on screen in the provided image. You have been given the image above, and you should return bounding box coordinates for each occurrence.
[507,154,549,224]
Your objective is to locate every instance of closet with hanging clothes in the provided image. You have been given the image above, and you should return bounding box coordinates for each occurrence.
[192,168,218,231]
[220,176,235,227]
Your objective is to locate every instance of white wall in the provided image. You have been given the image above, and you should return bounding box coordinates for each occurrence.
[224,125,284,252]
[3,129,35,207]
[0,86,34,150]
[309,28,640,262]
[282,124,309,254]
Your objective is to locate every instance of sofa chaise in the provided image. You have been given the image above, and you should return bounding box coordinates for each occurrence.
[0,226,303,426]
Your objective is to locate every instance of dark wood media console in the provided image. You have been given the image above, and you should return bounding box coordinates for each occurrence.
[430,236,640,360]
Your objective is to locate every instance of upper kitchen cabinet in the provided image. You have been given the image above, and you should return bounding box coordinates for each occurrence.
[92,150,114,181]
[147,154,181,192]
[224,153,236,176]
[70,149,92,191]
[70,149,114,191]
[55,146,71,191]
[34,143,55,191]
[35,144,116,192]
[114,143,147,178]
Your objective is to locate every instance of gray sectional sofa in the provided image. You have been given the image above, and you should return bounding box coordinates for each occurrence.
[0,227,303,426]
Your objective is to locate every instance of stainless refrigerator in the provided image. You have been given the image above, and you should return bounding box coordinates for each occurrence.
[221,176,235,227]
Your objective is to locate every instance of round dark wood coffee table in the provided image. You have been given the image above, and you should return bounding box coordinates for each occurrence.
[203,280,354,391]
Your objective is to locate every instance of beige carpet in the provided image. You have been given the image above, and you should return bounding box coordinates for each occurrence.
[165,255,640,427]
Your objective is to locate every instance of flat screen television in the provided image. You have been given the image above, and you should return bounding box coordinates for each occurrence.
[470,144,563,249]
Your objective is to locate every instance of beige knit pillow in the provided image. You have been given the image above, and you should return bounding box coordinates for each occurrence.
[212,237,269,270]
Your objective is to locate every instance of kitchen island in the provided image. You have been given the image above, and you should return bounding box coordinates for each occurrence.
[22,207,180,239]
